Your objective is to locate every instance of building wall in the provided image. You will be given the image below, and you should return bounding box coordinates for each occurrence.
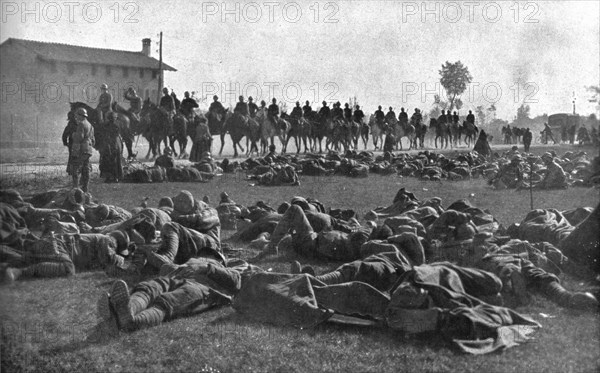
[0,43,161,146]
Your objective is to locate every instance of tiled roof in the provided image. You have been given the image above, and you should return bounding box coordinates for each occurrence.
[1,38,176,71]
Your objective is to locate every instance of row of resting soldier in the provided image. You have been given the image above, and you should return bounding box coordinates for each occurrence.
[0,186,597,353]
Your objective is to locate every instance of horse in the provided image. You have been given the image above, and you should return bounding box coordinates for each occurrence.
[429,118,450,149]
[170,113,189,158]
[412,117,427,149]
[391,118,416,150]
[448,120,461,147]
[110,102,143,159]
[360,121,370,150]
[255,108,291,153]
[69,102,135,158]
[501,126,513,145]
[140,99,171,159]
[206,109,228,155]
[369,115,386,150]
[308,111,327,153]
[281,113,312,153]
[461,120,479,147]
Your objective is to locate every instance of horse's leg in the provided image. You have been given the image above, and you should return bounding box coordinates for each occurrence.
[219,133,226,156]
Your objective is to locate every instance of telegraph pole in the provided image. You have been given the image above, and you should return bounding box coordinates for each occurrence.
[156,31,163,104]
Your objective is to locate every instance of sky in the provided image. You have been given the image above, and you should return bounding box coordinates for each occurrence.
[1,0,599,120]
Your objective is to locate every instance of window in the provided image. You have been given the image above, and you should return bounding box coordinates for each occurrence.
[152,70,158,79]
[67,63,74,75]
[106,66,112,76]
[123,67,129,78]
[139,68,144,78]
[91,64,97,76]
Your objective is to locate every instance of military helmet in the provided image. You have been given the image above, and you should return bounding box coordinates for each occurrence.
[248,96,253,101]
[75,108,88,118]
[100,83,108,89]
[213,95,219,100]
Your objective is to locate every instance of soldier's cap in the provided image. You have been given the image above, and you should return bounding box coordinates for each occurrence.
[277,202,290,214]
[68,188,86,206]
[163,87,169,93]
[173,190,195,214]
[269,144,276,152]
[322,101,327,105]
[248,96,253,101]
[158,196,174,208]
[95,204,110,220]
[75,108,88,118]
[541,152,553,159]
[100,83,108,89]
[164,147,173,155]
[239,95,244,100]
[213,95,219,100]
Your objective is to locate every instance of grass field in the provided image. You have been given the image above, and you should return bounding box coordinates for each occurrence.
[1,145,599,373]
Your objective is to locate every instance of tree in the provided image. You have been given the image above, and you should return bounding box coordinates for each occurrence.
[439,61,472,112]
[487,104,497,121]
[429,94,448,119]
[516,103,530,121]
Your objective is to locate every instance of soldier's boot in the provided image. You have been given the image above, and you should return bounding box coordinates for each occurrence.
[542,281,598,311]
[109,280,134,330]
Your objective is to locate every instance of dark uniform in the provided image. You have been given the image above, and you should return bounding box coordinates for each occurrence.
[385,108,396,122]
[452,111,459,124]
[248,98,259,118]
[209,98,226,116]
[268,100,280,123]
[319,102,331,118]
[291,103,303,118]
[160,90,176,113]
[303,101,312,116]
[343,105,353,122]
[234,98,249,117]
[466,111,475,124]
[438,110,447,124]
[181,94,199,118]
[398,108,408,125]
[374,107,385,122]
[353,107,365,123]
[331,103,343,120]
[97,85,113,124]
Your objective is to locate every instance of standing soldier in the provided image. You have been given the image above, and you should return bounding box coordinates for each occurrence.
[70,108,95,192]
[248,96,259,118]
[97,83,113,124]
[523,128,533,153]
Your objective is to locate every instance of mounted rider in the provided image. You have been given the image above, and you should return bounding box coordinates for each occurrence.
[398,107,408,125]
[410,108,422,125]
[123,87,142,124]
[374,105,385,124]
[331,102,344,121]
[234,95,250,125]
[248,96,259,118]
[209,95,226,119]
[318,101,330,119]
[452,111,459,124]
[353,105,365,123]
[159,87,176,118]
[466,110,475,125]
[343,103,353,123]
[97,83,113,124]
[268,98,280,127]
[303,100,312,116]
[438,110,447,124]
[385,106,396,123]
[291,101,303,119]
[180,91,199,120]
